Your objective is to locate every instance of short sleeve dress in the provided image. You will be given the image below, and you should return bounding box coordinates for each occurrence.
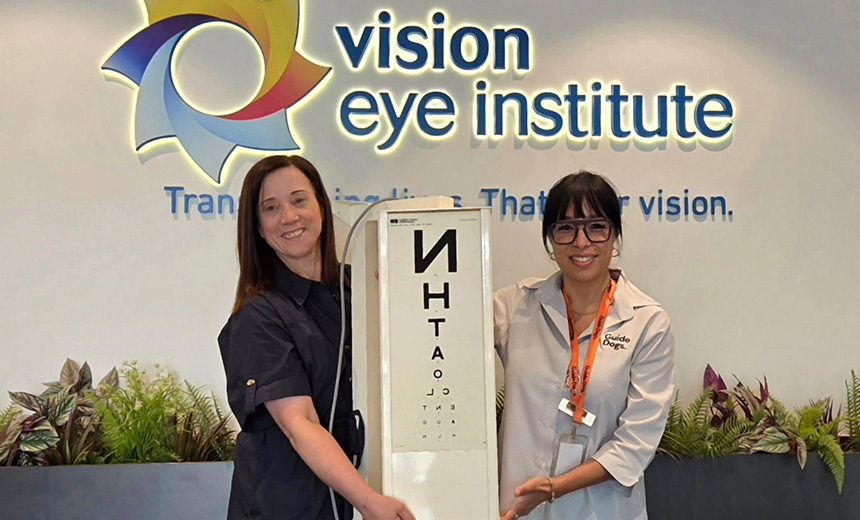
[218,262,361,520]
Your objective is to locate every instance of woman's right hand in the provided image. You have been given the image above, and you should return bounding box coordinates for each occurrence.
[359,491,416,520]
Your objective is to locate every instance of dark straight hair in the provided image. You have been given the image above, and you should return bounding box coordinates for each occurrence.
[232,155,338,313]
[542,171,623,252]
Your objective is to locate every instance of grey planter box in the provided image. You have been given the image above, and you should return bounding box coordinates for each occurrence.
[3,455,859,519]
[644,453,860,520]
[0,461,233,520]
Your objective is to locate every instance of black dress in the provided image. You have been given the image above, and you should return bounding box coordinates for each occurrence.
[218,262,360,520]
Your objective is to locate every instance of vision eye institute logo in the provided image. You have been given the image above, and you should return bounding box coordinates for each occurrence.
[101,0,329,185]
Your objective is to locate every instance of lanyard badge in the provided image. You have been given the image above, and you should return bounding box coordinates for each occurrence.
[560,279,617,426]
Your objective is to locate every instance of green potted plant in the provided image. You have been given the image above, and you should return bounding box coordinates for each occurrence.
[646,366,860,520]
[0,359,116,466]
[95,362,235,463]
[0,359,237,520]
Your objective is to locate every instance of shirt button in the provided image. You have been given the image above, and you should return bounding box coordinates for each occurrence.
[344,344,351,351]
[246,379,256,387]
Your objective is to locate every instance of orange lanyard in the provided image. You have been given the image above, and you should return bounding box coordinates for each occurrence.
[562,279,617,424]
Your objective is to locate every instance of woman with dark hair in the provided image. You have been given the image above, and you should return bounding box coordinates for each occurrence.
[495,171,674,520]
[218,155,415,520]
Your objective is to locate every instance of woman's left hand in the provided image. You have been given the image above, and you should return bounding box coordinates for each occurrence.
[500,477,552,519]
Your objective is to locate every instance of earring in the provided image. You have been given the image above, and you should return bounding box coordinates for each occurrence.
[549,251,557,261]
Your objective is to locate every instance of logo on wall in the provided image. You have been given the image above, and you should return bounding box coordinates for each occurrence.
[101,0,329,184]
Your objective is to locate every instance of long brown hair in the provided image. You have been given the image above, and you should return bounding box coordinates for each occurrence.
[232,155,339,313]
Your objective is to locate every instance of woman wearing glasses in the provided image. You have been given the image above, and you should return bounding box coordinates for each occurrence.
[495,171,675,520]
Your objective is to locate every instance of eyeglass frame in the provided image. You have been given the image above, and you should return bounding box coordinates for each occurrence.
[549,217,613,244]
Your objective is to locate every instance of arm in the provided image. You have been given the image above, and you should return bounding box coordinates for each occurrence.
[266,396,415,520]
[501,461,611,519]
[493,285,515,365]
[590,312,675,487]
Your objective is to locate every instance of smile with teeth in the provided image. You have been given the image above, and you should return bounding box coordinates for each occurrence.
[281,229,305,239]
[571,255,596,264]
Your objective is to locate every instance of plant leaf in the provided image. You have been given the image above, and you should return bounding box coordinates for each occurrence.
[847,371,860,449]
[79,414,94,431]
[40,385,65,399]
[20,421,59,453]
[55,394,78,427]
[9,392,43,413]
[0,414,28,458]
[60,358,81,388]
[751,427,790,454]
[798,405,824,432]
[757,377,770,404]
[817,434,846,494]
[733,382,757,421]
[97,367,120,397]
[77,397,96,417]
[704,365,727,395]
[703,364,719,390]
[0,405,22,432]
[796,438,808,469]
[75,362,93,393]
[770,397,797,430]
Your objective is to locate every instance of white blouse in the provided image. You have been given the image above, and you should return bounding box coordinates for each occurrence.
[494,270,675,520]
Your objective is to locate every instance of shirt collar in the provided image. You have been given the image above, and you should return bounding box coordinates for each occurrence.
[273,261,313,306]
[528,269,657,340]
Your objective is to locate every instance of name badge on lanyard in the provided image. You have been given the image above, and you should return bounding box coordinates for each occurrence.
[560,278,616,427]
[558,397,596,426]
[553,279,616,476]
[552,432,589,477]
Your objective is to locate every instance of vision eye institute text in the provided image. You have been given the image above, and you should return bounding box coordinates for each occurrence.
[334,10,734,152]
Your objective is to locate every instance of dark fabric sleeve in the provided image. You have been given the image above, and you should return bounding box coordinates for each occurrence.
[218,297,311,430]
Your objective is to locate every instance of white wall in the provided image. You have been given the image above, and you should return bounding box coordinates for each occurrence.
[2,0,860,409]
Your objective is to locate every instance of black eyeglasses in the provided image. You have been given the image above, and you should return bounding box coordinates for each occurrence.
[549,218,612,244]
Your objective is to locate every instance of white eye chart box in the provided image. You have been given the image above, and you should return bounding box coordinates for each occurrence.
[335,201,498,520]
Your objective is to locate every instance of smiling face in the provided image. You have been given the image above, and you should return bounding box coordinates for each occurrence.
[257,166,323,280]
[551,202,617,286]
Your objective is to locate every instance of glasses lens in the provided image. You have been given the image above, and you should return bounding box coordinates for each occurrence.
[551,222,577,244]
[551,220,611,244]
[584,221,611,242]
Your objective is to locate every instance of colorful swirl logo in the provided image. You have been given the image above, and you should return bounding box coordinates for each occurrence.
[102,0,330,184]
